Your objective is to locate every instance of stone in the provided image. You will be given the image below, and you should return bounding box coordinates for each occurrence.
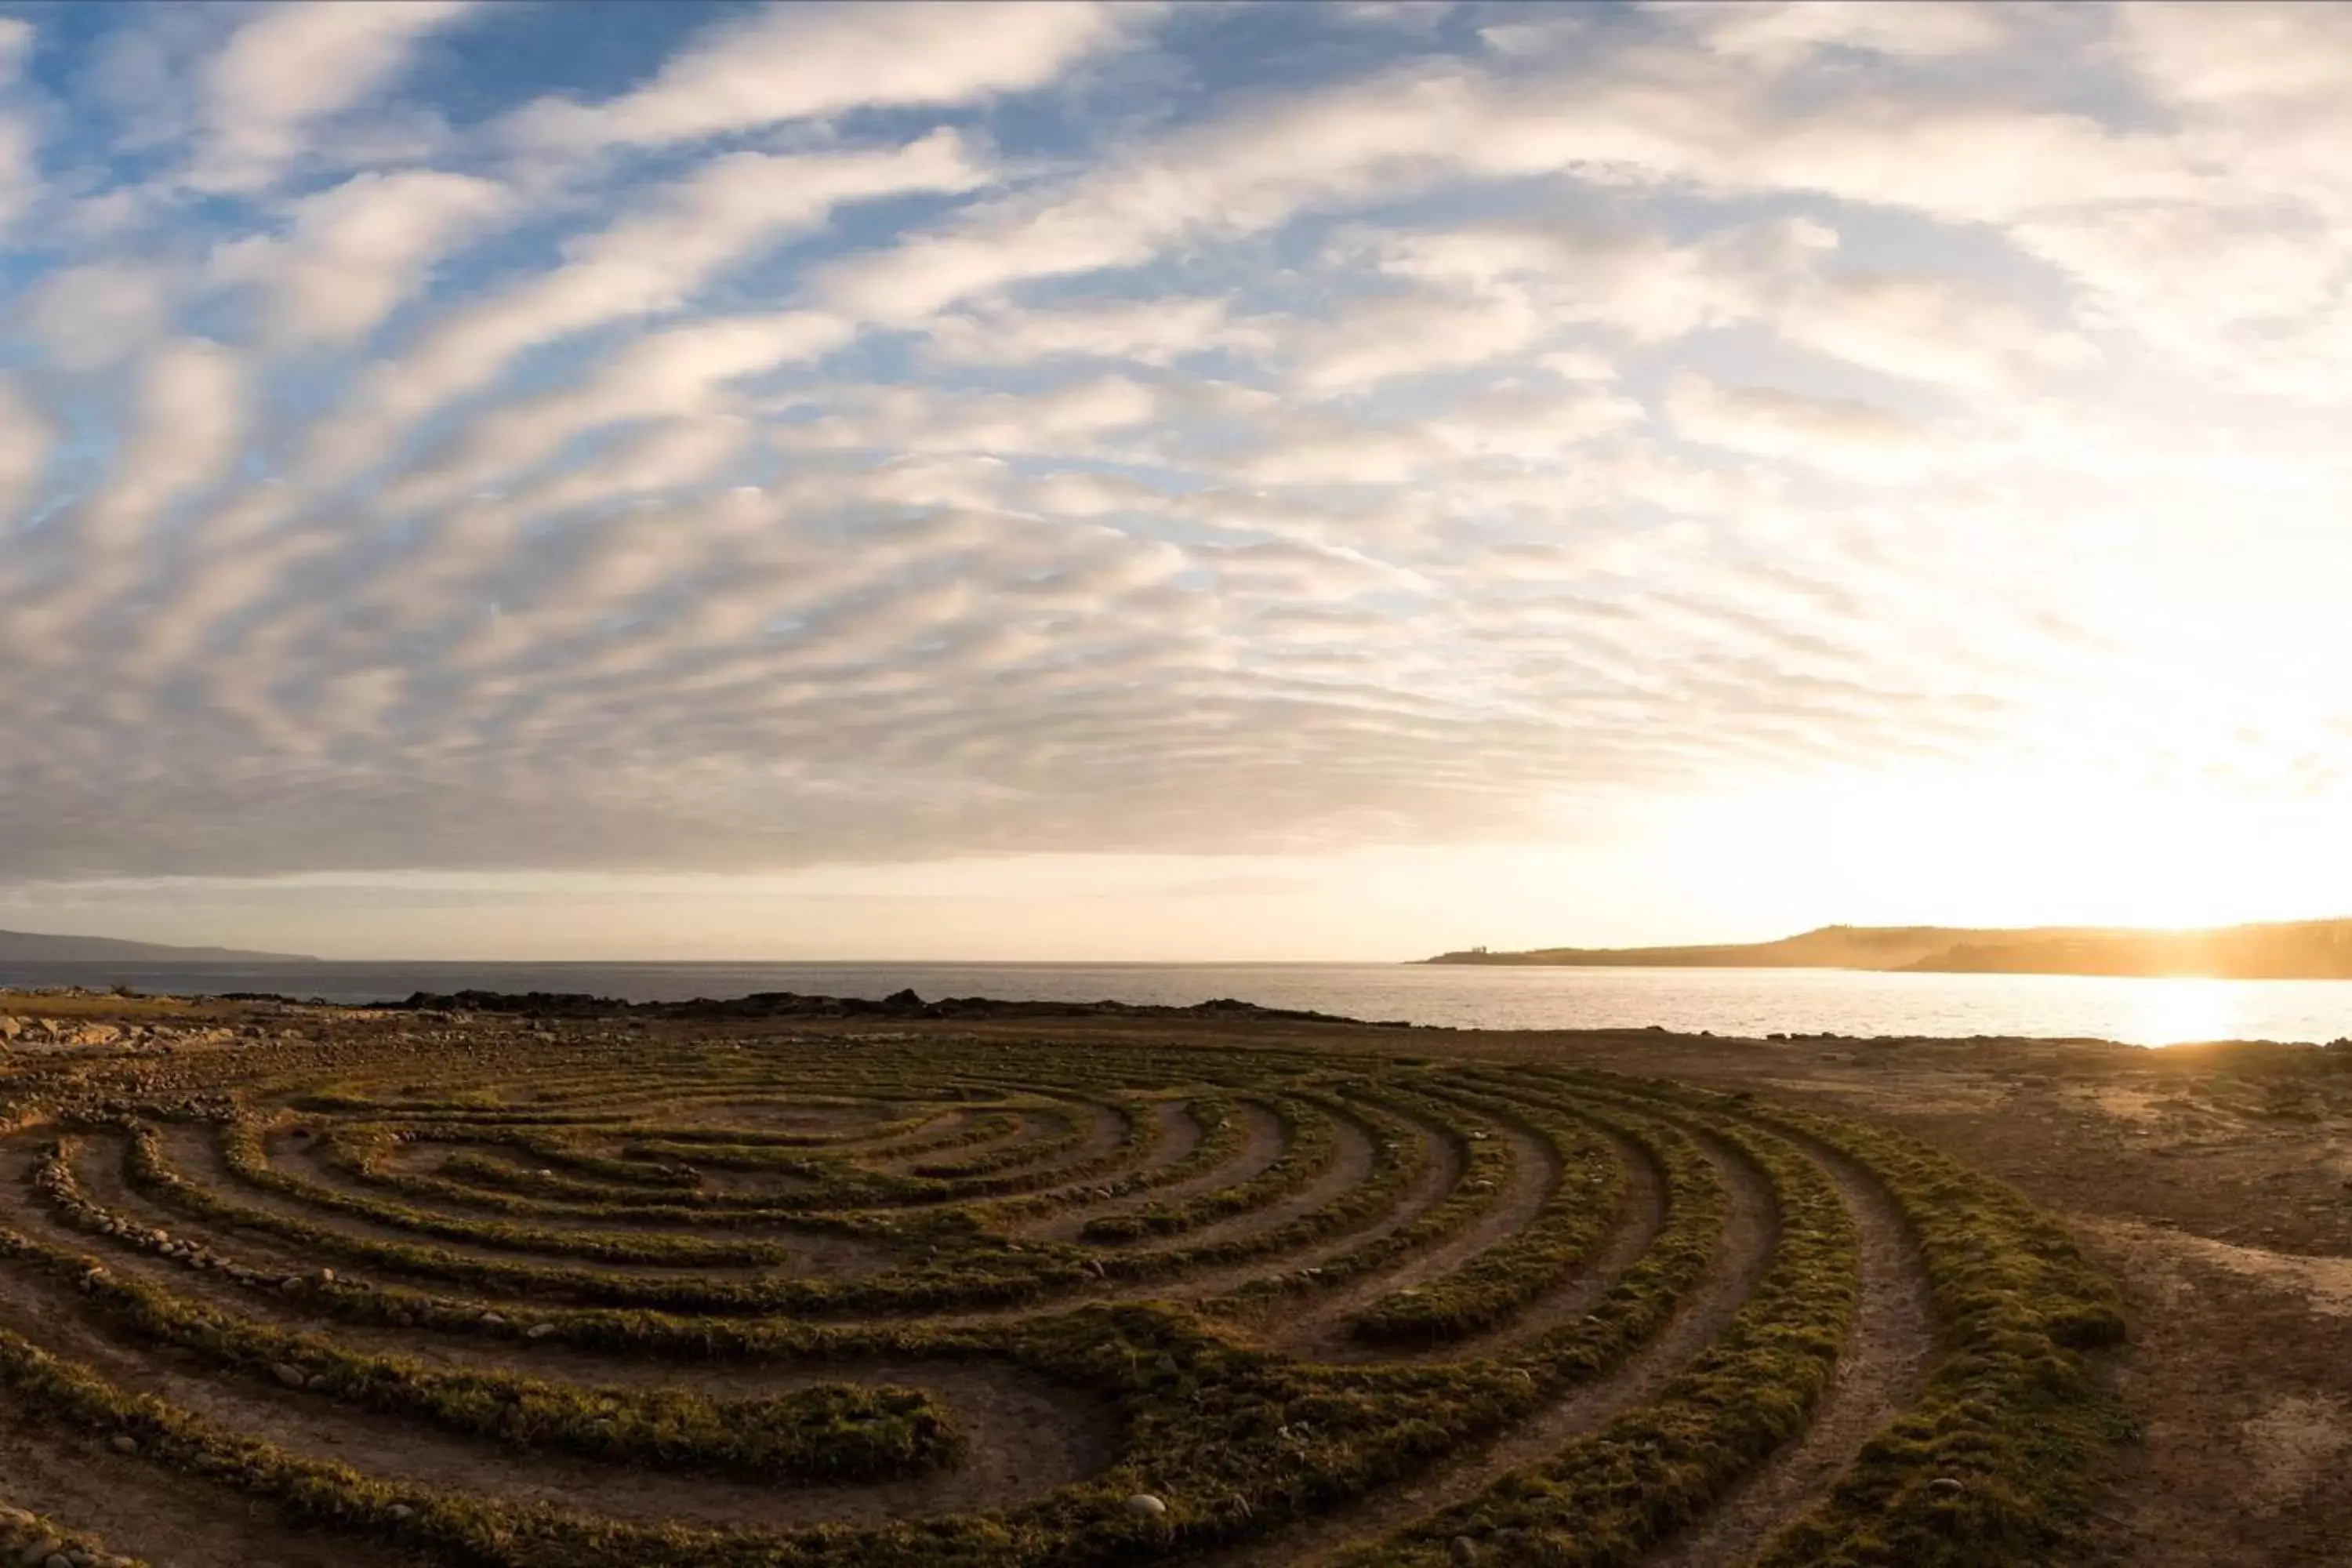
[273,1363,307,1388]
[1449,1537,1480,1566]
[105,1434,137,1455]
[1123,1493,1168,1520]
[525,1322,558,1340]
[1928,1475,1966,1496]
[387,1504,415,1524]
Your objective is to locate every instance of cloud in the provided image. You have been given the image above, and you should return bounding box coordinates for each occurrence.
[2,339,246,657]
[16,262,175,371]
[211,169,507,344]
[504,2,1136,153]
[1766,269,2094,392]
[1288,287,1546,390]
[0,374,54,524]
[786,376,1160,458]
[1664,2,2011,64]
[191,1,474,192]
[0,16,34,234]
[2113,2,2352,119]
[387,311,853,508]
[925,296,1268,366]
[299,130,985,486]
[1666,373,1927,475]
[815,34,2198,327]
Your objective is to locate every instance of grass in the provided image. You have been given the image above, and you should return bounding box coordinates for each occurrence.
[0,1021,2128,1566]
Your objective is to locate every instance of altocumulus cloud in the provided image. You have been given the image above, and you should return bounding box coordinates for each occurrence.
[0,0,2348,891]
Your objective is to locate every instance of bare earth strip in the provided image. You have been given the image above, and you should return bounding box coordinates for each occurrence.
[0,1406,415,1568]
[1643,1141,1936,1566]
[1127,1101,1371,1257]
[1020,1098,1251,1242]
[1255,1113,1533,1358]
[0,1234,1112,1535]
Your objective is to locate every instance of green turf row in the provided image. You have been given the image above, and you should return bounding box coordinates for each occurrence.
[976,1097,1243,1226]
[1082,1096,1334,1242]
[1345,1087,1628,1345]
[1091,1092,1425,1286]
[132,1123,808,1266]
[8,1167,957,1484]
[1741,1102,2128,1567]
[1200,1083,1514,1321]
[626,1109,1023,1169]
[1345,1109,1856,1564]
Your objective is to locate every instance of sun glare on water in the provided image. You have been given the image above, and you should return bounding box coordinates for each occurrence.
[2127,977,2242,1047]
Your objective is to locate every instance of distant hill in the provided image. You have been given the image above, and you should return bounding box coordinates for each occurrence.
[1424,919,2352,980]
[0,928,314,964]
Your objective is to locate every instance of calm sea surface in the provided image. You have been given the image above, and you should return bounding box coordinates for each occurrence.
[3,960,2350,1047]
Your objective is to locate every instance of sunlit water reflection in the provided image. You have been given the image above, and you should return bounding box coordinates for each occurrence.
[5,960,2350,1047]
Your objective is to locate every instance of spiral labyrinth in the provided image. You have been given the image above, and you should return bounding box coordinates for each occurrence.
[0,1018,2127,1567]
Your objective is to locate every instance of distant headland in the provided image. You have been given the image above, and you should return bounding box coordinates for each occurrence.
[0,927,315,964]
[1423,919,2352,980]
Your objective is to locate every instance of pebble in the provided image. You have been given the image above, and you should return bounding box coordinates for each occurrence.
[1449,1537,1480,1566]
[273,1363,308,1388]
[1123,1493,1168,1520]
[1928,1475,1966,1496]
[104,1434,137,1456]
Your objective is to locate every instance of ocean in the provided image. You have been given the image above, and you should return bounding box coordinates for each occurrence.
[4,959,2350,1047]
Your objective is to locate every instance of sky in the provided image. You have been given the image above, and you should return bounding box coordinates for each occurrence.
[1,0,2350,961]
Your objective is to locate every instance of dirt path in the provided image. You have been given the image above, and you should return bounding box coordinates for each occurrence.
[0,1406,415,1568]
[0,1240,1112,1537]
[253,1127,804,1237]
[1018,1098,1237,1242]
[1130,1102,1372,1258]
[1192,1127,1778,1566]
[1248,1112,1515,1357]
[168,1125,887,1276]
[1644,1142,1936,1566]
